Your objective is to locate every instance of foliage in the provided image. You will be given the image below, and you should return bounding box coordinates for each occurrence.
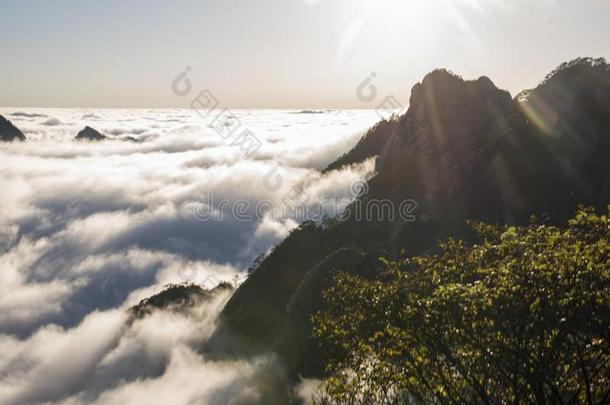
[540,57,609,86]
[312,207,610,404]
[517,57,610,102]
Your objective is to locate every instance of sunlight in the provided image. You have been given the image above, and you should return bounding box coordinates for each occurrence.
[360,0,432,30]
[334,0,494,60]
[359,0,491,32]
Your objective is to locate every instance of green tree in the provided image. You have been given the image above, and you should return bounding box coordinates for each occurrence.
[312,207,610,404]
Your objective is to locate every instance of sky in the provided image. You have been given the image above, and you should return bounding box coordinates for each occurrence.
[1,0,609,109]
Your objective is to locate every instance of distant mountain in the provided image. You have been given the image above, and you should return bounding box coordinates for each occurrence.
[75,126,107,141]
[204,58,610,379]
[0,115,26,142]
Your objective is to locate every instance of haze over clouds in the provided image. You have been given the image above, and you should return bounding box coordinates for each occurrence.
[0,108,379,404]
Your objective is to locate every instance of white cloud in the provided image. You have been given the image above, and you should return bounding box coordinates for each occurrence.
[0,107,380,403]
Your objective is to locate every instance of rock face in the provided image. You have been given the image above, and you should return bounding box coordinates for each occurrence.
[75,126,107,141]
[0,115,26,142]
[367,70,515,223]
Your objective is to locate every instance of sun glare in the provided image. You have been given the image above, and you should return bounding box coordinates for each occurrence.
[358,0,489,34]
[360,0,432,30]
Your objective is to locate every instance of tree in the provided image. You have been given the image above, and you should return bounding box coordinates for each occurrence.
[312,207,610,404]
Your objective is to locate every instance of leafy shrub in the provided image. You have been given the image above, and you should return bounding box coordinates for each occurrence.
[312,207,610,404]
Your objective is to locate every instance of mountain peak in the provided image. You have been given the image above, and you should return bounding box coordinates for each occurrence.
[377,69,513,183]
[75,126,107,141]
[409,69,507,107]
[0,115,26,142]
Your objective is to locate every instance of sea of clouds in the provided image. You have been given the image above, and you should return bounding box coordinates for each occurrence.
[0,107,380,404]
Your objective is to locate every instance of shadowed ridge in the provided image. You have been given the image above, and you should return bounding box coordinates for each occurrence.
[274,247,366,376]
[497,57,610,222]
[130,282,233,319]
[322,117,400,173]
[204,223,337,358]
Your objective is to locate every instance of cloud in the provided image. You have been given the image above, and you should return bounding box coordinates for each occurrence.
[9,112,48,118]
[41,118,63,126]
[0,287,290,405]
[0,309,128,404]
[0,107,380,403]
[101,127,148,136]
[293,378,324,404]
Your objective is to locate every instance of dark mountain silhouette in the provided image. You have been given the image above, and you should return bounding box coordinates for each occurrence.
[75,126,107,141]
[0,115,26,142]
[202,58,610,379]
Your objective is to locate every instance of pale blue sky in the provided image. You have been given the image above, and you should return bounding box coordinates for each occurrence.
[1,0,609,108]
